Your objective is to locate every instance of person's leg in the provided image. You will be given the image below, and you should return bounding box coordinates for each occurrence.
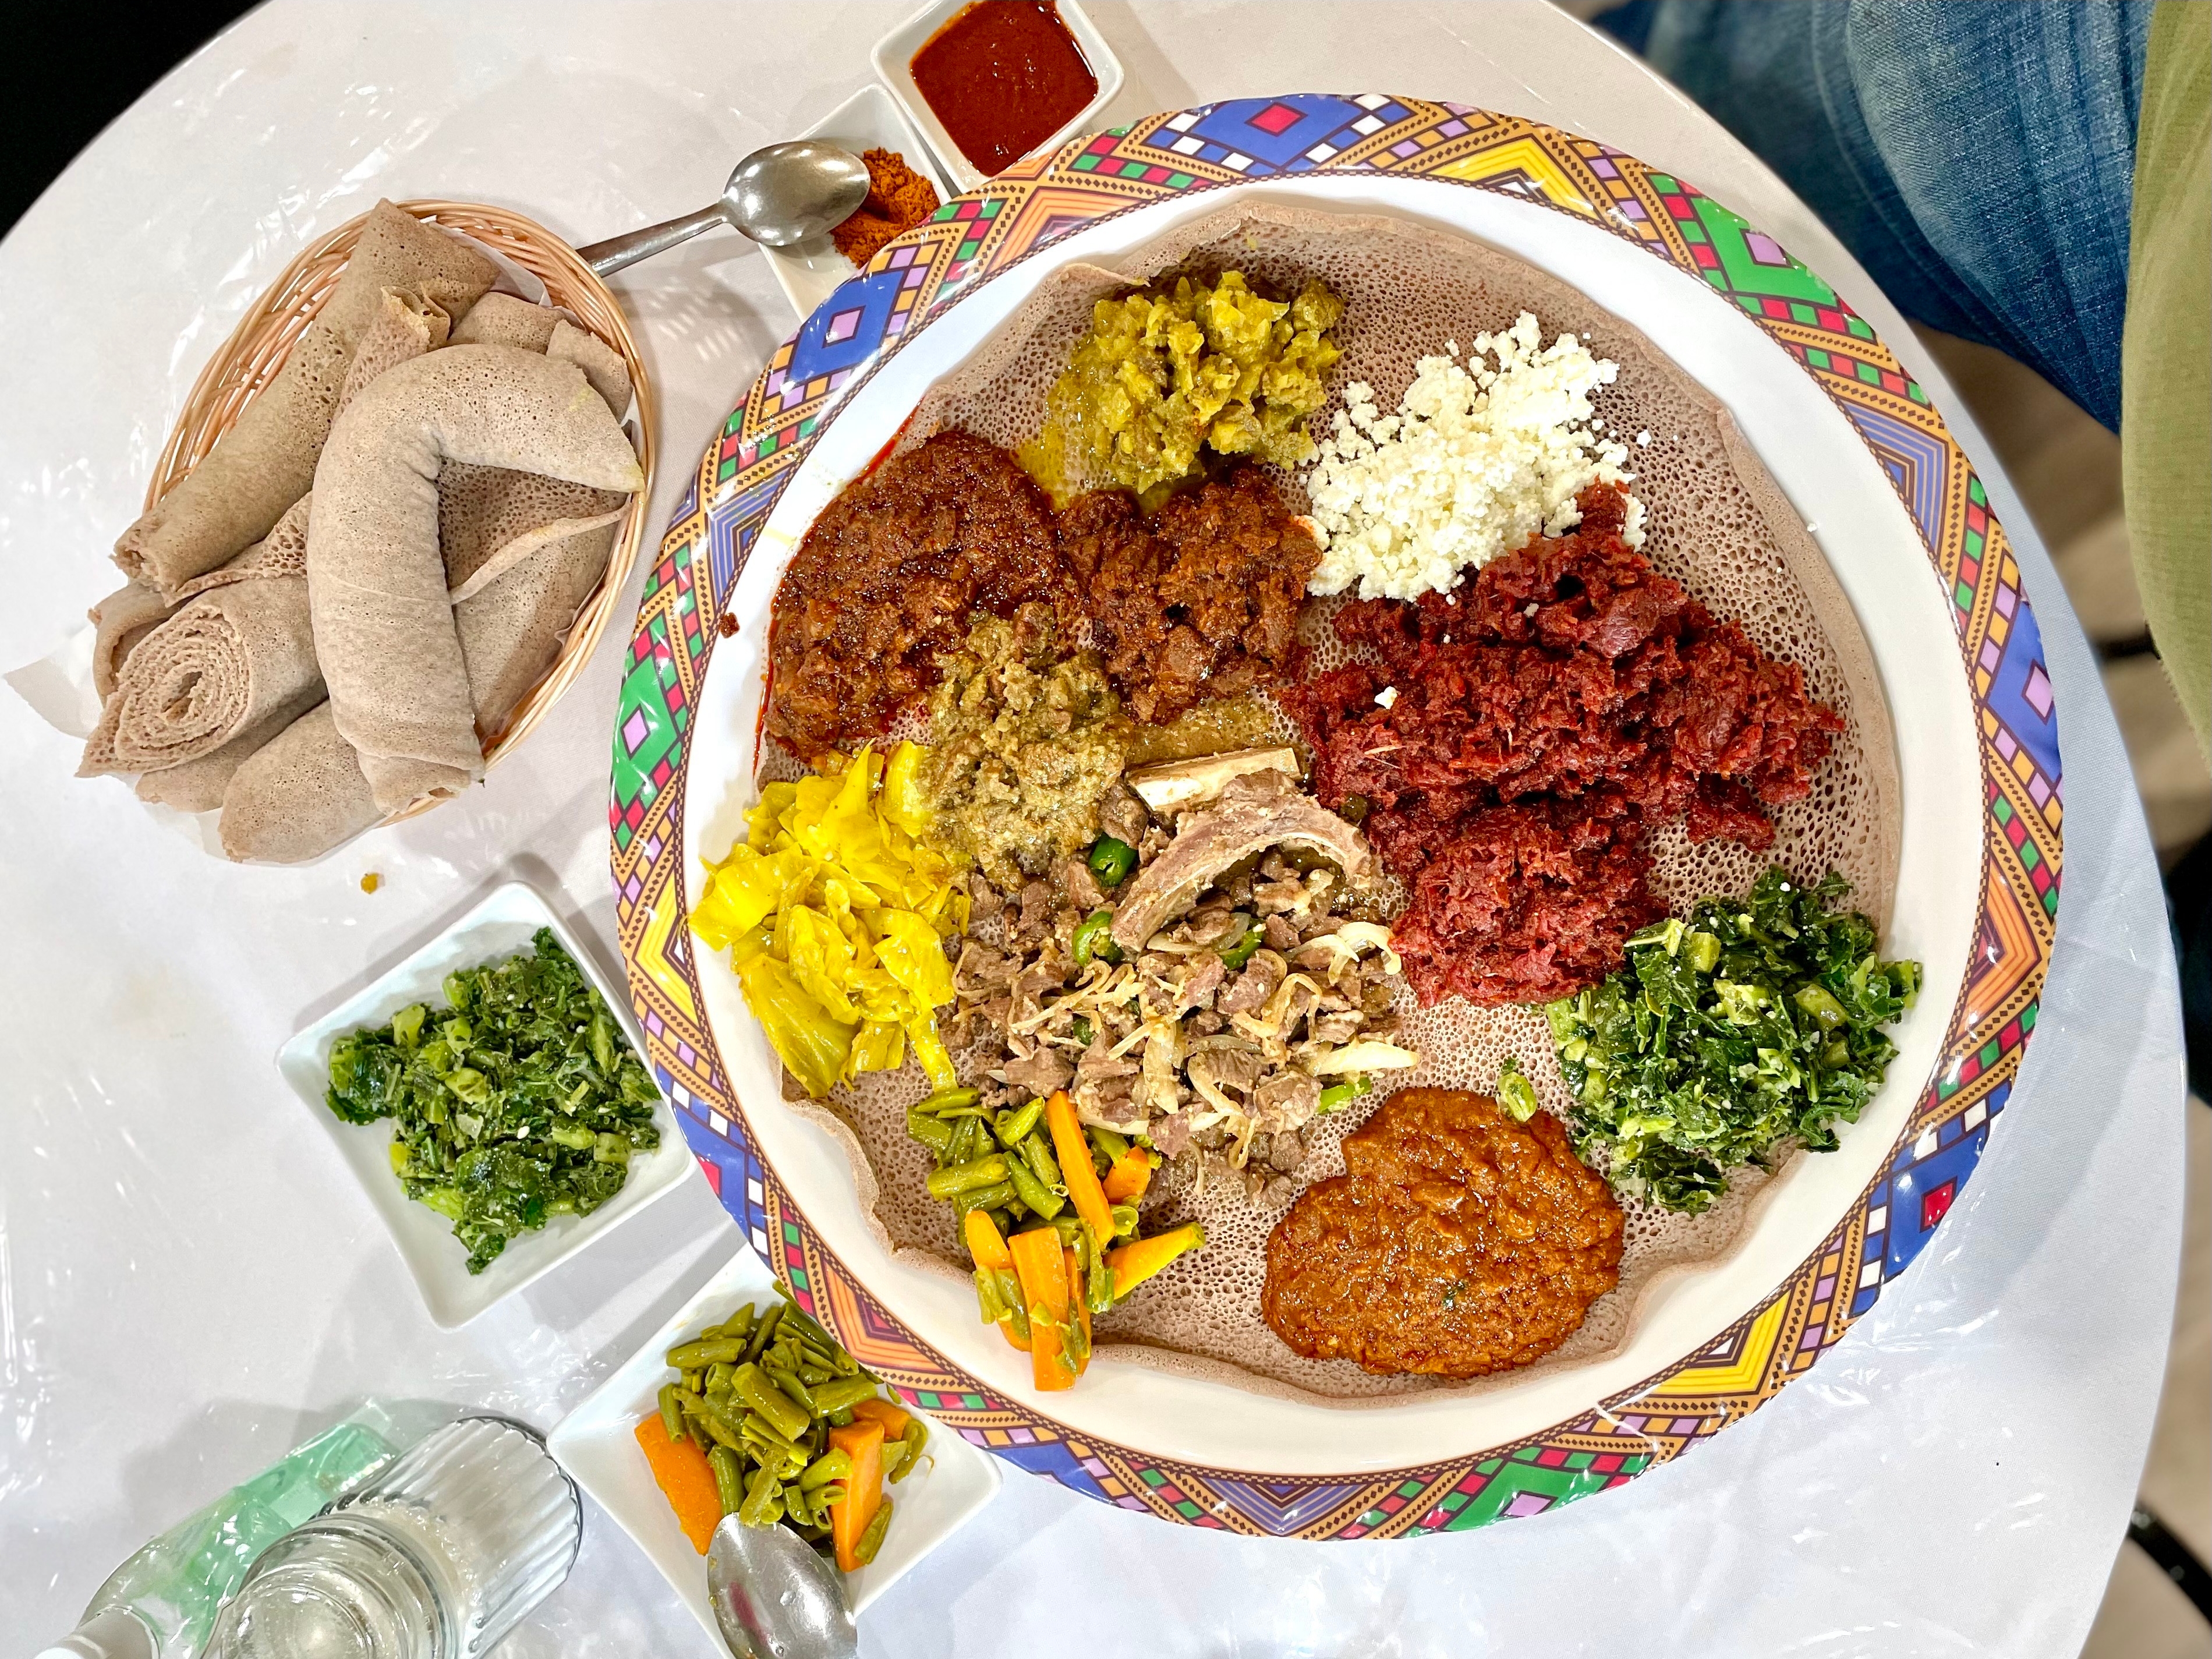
[1596,0,2153,430]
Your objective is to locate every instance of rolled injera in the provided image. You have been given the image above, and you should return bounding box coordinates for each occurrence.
[305,344,642,779]
[113,201,498,597]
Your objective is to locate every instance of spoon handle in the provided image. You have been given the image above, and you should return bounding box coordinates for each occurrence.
[574,204,730,277]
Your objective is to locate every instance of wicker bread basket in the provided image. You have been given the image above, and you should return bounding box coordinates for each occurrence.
[144,199,656,820]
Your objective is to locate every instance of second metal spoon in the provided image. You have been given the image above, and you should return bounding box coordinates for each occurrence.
[705,1512,859,1659]
[576,141,871,278]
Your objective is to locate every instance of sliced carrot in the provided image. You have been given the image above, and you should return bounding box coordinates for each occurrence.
[1046,1090,1115,1247]
[1063,1247,1091,1376]
[634,1416,722,1554]
[1105,1222,1207,1297]
[1010,1223,1075,1391]
[964,1207,1013,1271]
[827,1418,885,1572]
[1100,1144,1153,1204]
[847,1395,912,1438]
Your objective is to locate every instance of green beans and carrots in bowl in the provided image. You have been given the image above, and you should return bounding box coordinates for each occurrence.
[910,1084,1206,1392]
[635,1286,924,1570]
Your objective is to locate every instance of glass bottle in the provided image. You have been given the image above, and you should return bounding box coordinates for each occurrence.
[202,1415,581,1659]
[37,1415,399,1659]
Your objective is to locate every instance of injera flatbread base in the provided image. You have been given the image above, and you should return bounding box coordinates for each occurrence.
[738,204,1902,1407]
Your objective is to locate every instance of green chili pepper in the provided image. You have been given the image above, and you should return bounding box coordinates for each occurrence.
[993,1099,1043,1147]
[924,1154,1011,1200]
[1072,909,1123,967]
[852,1496,894,1565]
[1086,837,1137,887]
[708,1444,747,1516]
[1318,1074,1374,1113]
[1337,793,1370,826]
[1218,914,1263,970]
[1069,1015,1095,1047]
[1004,1157,1063,1219]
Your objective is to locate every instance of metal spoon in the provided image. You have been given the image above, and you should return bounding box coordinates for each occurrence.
[575,142,872,278]
[705,1513,859,1659]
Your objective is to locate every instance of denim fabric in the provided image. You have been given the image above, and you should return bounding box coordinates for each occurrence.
[1595,1,2153,430]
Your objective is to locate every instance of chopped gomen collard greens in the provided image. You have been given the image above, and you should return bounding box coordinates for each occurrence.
[1544,869,1920,1215]
[633,1287,921,1570]
[325,928,661,1272]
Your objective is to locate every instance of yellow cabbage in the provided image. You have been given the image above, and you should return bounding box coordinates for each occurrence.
[691,744,964,1098]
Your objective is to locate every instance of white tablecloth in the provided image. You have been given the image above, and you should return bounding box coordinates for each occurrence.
[0,5,2184,1654]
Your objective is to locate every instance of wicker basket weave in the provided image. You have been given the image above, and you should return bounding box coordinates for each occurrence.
[143,199,656,818]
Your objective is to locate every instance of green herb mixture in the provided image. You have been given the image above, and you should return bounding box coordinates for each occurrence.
[325,928,661,1272]
[1545,869,1920,1215]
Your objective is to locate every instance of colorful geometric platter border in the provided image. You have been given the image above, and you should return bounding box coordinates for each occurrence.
[608,95,2062,1539]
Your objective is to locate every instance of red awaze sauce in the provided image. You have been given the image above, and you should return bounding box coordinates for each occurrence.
[910,1,1097,175]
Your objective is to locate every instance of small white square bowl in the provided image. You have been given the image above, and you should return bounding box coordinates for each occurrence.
[548,1244,1001,1632]
[766,85,960,324]
[275,880,698,1329]
[872,0,1124,193]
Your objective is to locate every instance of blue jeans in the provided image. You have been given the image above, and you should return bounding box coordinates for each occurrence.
[1597,0,2153,430]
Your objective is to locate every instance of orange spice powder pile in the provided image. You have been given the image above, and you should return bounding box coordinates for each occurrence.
[831,148,941,267]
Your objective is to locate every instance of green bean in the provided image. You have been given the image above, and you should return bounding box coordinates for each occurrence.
[767,1364,819,1417]
[1086,1257,1116,1315]
[742,1303,785,1363]
[686,1398,748,1453]
[772,1290,840,1356]
[657,1382,686,1443]
[1004,1156,1063,1219]
[739,1466,785,1527]
[1021,1131,1061,1188]
[708,1445,746,1516]
[926,1155,1011,1200]
[733,1363,812,1441]
[809,1375,882,1416]
[918,1085,981,1115]
[993,1099,1044,1147]
[1043,1214,1086,1248]
[905,1108,955,1154]
[880,1437,912,1482]
[666,1334,746,1368]
[1109,1202,1141,1239]
[799,1448,853,1490]
[712,1304,757,1342]
[1087,1124,1130,1163]
[852,1497,894,1566]
[705,1361,735,1398]
[826,1406,855,1428]
[1063,1306,1093,1371]
[973,1265,1006,1324]
[681,1368,703,1395]
[950,1180,1017,1218]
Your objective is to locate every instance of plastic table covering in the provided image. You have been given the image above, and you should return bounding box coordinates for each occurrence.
[0,4,2185,1656]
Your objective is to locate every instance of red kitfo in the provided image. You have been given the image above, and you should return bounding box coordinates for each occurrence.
[1283,484,1843,1006]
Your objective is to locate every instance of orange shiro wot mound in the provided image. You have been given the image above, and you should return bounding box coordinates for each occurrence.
[1261,1088,1625,1377]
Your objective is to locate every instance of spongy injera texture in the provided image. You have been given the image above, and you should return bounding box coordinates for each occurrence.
[771,206,1900,1405]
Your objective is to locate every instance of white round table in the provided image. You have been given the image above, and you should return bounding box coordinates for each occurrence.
[0,5,2184,1654]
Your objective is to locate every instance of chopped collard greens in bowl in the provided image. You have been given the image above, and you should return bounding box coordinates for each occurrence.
[325,926,663,1272]
[1545,869,1920,1215]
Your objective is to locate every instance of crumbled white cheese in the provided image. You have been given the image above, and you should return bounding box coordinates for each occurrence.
[1303,313,1644,601]
[1374,684,1399,709]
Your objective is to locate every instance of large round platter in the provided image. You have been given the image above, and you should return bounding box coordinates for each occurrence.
[611,97,2062,1538]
